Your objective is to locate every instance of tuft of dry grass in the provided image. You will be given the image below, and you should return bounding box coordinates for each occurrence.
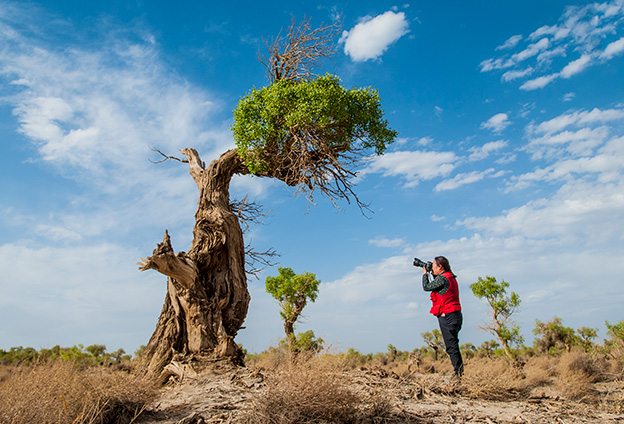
[0,361,156,424]
[523,354,557,389]
[459,357,525,400]
[555,351,599,400]
[241,356,392,424]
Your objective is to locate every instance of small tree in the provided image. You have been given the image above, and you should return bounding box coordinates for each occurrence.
[421,329,444,361]
[265,267,320,345]
[603,320,624,367]
[478,340,500,358]
[470,276,523,362]
[533,316,579,355]
[85,344,107,359]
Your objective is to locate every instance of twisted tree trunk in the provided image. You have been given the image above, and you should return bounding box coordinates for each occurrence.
[138,148,251,378]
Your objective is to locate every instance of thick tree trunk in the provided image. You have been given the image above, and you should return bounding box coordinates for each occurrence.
[138,148,251,378]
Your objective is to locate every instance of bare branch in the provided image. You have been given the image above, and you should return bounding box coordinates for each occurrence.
[230,196,271,233]
[229,197,280,277]
[260,16,341,83]
[245,245,280,279]
[149,147,189,164]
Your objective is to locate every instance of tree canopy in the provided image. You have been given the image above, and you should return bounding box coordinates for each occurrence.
[232,74,397,206]
[265,266,321,341]
[470,275,523,361]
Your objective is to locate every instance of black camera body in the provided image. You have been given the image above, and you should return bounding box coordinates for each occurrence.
[413,257,433,272]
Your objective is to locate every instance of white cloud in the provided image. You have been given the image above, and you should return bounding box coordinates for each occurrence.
[480,113,511,133]
[341,11,409,62]
[560,54,592,78]
[502,67,534,82]
[417,136,434,146]
[496,34,522,50]
[468,140,509,161]
[461,179,624,243]
[369,237,406,248]
[362,150,457,187]
[563,92,576,102]
[534,107,624,134]
[435,168,501,191]
[519,74,558,90]
[512,38,550,62]
[483,2,624,89]
[479,57,514,72]
[0,242,165,352]
[600,36,624,59]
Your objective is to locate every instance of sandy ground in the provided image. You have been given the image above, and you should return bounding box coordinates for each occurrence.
[135,363,624,424]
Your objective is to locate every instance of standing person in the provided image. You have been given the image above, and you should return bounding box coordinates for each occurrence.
[422,256,464,377]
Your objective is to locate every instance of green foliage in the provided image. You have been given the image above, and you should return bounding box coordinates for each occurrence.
[603,320,624,366]
[533,316,580,355]
[470,276,523,360]
[232,74,397,174]
[0,344,133,366]
[86,344,107,358]
[286,330,325,353]
[421,329,445,360]
[265,266,321,337]
[477,340,500,358]
[606,320,624,343]
[470,276,521,321]
[577,326,598,352]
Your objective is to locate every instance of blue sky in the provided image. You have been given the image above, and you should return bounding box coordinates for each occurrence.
[1,0,623,355]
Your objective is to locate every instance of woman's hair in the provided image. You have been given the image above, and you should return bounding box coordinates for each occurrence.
[434,256,455,276]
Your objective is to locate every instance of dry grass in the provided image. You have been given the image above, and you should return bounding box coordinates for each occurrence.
[240,355,392,424]
[458,357,525,400]
[555,351,600,400]
[0,361,156,424]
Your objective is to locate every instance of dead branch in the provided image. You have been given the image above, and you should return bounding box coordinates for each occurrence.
[149,147,189,164]
[260,16,341,83]
[245,245,280,279]
[138,230,198,289]
[230,196,271,233]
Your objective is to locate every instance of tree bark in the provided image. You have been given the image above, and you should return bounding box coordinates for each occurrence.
[138,148,252,378]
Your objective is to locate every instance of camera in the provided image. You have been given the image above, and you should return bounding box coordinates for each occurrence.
[413,257,433,272]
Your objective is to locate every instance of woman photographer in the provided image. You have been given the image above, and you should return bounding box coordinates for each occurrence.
[422,256,464,377]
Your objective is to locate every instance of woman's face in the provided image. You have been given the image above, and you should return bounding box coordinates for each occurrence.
[432,260,444,276]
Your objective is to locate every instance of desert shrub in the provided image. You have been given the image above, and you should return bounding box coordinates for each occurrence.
[523,354,557,388]
[245,346,289,371]
[555,351,598,400]
[0,361,156,424]
[459,357,524,400]
[240,359,389,424]
[327,348,374,370]
[533,317,580,355]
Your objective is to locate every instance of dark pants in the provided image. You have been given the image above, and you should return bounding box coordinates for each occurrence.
[438,310,464,375]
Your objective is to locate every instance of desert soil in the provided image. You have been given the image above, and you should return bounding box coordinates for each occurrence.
[136,363,624,424]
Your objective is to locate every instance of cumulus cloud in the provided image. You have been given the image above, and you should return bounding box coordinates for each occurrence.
[435,168,502,191]
[560,54,592,78]
[502,67,534,82]
[520,74,558,90]
[340,11,409,61]
[496,34,522,50]
[511,107,624,187]
[362,150,457,187]
[480,113,511,133]
[600,36,624,59]
[512,38,550,62]
[482,1,624,89]
[468,140,509,161]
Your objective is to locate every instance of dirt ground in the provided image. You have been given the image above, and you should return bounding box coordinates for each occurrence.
[136,363,624,424]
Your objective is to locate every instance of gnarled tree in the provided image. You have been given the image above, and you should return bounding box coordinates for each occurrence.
[137,18,397,379]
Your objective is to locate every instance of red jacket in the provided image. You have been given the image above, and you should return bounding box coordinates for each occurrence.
[429,271,462,317]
